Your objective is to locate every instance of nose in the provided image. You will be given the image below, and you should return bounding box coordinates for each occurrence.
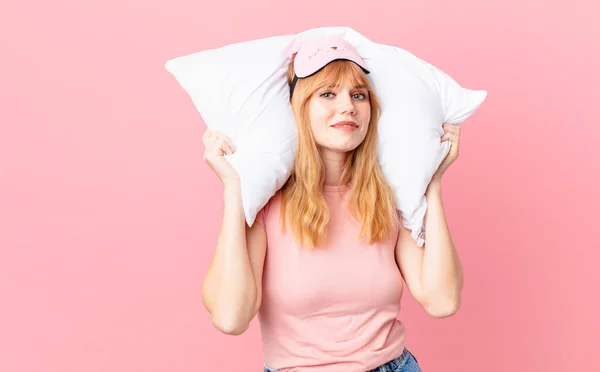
[338,95,356,115]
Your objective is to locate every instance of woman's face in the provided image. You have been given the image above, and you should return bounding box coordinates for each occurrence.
[307,80,371,154]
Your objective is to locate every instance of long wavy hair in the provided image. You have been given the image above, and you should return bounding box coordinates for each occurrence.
[279,58,398,248]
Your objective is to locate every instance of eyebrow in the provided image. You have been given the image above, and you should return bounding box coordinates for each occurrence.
[325,84,367,89]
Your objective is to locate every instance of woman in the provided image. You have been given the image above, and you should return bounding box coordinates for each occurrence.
[201,36,464,372]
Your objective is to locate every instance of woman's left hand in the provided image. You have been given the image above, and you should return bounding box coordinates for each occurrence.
[432,123,461,181]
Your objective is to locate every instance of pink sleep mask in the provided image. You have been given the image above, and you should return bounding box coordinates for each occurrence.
[287,36,370,98]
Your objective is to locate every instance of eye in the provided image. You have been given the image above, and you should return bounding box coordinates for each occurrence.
[320,92,334,98]
[353,92,367,99]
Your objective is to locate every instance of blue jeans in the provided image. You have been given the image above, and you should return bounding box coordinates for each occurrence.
[264,348,421,372]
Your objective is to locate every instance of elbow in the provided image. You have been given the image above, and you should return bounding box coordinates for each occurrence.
[426,301,460,318]
[211,313,250,336]
[422,277,464,318]
[210,298,260,336]
[423,294,462,318]
[201,278,260,336]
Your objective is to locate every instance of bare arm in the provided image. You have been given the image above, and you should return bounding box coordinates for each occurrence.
[201,180,267,335]
[199,129,267,335]
[395,178,464,318]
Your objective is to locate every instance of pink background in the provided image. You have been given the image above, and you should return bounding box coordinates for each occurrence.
[1,0,599,371]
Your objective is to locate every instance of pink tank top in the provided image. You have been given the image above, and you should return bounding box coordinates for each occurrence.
[255,185,406,372]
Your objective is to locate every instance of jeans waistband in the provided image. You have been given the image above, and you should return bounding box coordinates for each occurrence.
[264,348,410,372]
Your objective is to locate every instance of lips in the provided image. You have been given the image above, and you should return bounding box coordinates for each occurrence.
[331,121,359,129]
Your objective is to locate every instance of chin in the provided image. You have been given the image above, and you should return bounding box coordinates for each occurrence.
[316,134,366,154]
[329,141,363,153]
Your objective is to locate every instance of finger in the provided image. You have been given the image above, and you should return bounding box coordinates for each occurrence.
[443,123,459,132]
[443,123,459,128]
[443,124,460,134]
[442,132,461,144]
[210,130,225,139]
[221,139,234,155]
[213,135,233,152]
[207,132,222,149]
[206,137,223,155]
[203,129,224,147]
[221,143,231,155]
[202,130,212,147]
[225,139,236,154]
[209,137,235,157]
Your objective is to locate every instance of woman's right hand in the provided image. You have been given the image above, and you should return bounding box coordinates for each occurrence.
[202,129,239,185]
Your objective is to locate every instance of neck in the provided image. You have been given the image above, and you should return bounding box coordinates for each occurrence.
[319,148,348,186]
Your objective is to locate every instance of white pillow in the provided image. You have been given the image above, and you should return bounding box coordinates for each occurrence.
[164,26,487,246]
